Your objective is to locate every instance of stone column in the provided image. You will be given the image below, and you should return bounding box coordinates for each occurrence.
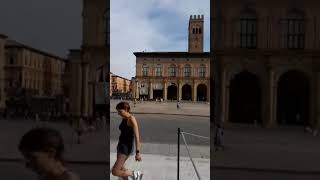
[193,82,197,102]
[178,81,182,100]
[149,82,153,100]
[313,71,320,129]
[0,37,6,109]
[81,63,89,117]
[207,81,210,102]
[87,65,94,118]
[163,81,167,100]
[225,83,230,124]
[221,68,227,124]
[70,62,82,117]
[135,81,139,99]
[265,69,277,127]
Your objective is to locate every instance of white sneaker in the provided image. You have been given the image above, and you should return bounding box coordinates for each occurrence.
[132,171,143,180]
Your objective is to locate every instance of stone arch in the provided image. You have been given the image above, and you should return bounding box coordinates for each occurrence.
[276,70,310,126]
[167,83,178,100]
[197,84,207,101]
[182,83,192,100]
[229,71,262,124]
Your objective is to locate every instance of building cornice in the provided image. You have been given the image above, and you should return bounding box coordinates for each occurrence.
[133,52,210,58]
[214,48,320,57]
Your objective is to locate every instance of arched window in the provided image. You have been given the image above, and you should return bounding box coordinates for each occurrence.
[195,28,198,34]
[199,64,206,78]
[193,28,195,34]
[168,64,176,77]
[184,64,192,77]
[199,28,202,34]
[240,11,257,49]
[142,64,149,77]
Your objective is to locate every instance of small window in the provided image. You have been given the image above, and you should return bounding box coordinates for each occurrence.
[155,64,162,77]
[168,64,176,77]
[184,64,192,77]
[240,15,257,49]
[199,64,206,78]
[142,64,149,77]
[199,28,202,34]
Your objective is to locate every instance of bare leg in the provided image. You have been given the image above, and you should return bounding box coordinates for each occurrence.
[120,156,129,180]
[112,153,133,178]
[121,167,129,180]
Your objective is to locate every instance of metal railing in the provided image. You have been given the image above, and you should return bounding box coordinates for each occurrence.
[177,128,209,180]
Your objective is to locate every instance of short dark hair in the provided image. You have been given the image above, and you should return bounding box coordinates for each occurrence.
[116,101,130,112]
[18,127,65,161]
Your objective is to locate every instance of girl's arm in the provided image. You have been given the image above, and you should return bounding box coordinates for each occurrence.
[129,116,141,152]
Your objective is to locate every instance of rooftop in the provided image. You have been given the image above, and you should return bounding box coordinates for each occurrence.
[5,40,67,61]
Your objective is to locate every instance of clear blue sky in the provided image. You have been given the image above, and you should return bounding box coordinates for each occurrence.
[110,0,210,79]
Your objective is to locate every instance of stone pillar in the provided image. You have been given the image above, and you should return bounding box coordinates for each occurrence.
[87,65,94,118]
[178,81,182,100]
[149,82,153,100]
[193,82,197,102]
[265,69,277,127]
[135,81,139,99]
[82,63,89,117]
[221,68,227,124]
[163,81,167,100]
[0,37,6,110]
[313,72,320,129]
[225,83,230,124]
[207,81,210,102]
[70,62,82,117]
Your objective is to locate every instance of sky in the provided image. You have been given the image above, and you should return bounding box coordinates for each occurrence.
[111,0,210,79]
[0,0,82,58]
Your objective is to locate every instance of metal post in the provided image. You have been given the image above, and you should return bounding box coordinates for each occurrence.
[177,128,180,180]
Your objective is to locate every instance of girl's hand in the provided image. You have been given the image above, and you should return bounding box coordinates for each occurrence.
[135,153,142,161]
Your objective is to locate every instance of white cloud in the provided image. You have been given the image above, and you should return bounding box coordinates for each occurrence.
[111,0,210,79]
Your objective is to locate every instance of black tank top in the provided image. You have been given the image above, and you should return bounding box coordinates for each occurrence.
[119,119,134,144]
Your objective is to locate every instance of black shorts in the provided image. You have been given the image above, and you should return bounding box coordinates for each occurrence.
[117,142,133,156]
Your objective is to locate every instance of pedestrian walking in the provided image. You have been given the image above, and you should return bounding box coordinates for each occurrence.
[18,127,80,180]
[214,123,224,151]
[133,98,137,107]
[111,101,143,180]
[177,100,181,109]
[35,113,40,123]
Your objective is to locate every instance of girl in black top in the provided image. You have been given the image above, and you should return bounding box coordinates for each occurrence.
[111,102,143,180]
